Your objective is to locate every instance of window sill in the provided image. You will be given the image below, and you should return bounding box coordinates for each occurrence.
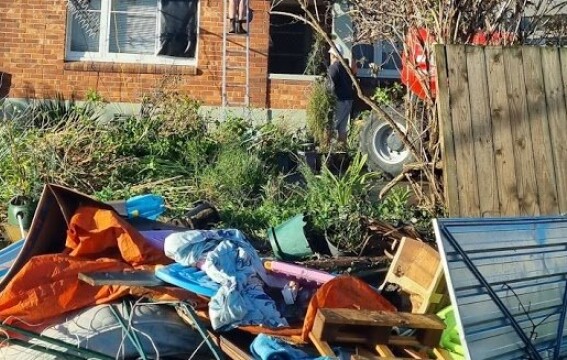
[268,74,321,81]
[64,61,198,75]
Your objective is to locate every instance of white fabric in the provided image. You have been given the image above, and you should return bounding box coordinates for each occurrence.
[164,230,289,331]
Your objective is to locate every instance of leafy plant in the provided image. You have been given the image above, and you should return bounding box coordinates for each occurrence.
[371,82,404,106]
[304,31,328,75]
[301,153,379,253]
[306,78,336,150]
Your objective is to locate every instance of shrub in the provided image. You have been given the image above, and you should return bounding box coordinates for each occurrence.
[306,77,336,149]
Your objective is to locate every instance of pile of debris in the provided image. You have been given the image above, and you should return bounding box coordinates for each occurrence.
[0,184,460,360]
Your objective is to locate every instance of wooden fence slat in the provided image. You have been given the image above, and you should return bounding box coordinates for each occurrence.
[555,47,567,213]
[446,45,480,217]
[502,47,540,215]
[434,45,459,216]
[542,47,567,214]
[522,46,560,214]
[465,46,500,217]
[485,46,520,216]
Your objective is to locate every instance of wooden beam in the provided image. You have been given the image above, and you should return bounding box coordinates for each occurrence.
[78,270,165,287]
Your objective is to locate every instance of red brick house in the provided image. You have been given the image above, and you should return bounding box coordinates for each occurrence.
[0,0,337,120]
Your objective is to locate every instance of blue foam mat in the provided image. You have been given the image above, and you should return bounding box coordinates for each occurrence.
[155,263,219,298]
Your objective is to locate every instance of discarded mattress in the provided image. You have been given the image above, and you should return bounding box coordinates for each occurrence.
[434,216,567,360]
[0,302,204,359]
[155,262,219,297]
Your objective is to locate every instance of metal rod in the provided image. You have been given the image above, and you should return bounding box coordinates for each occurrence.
[179,303,224,360]
[553,279,567,359]
[16,214,25,240]
[440,225,544,360]
[221,0,228,121]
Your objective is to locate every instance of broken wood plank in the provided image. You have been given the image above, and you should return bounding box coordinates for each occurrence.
[78,270,165,287]
[312,308,445,348]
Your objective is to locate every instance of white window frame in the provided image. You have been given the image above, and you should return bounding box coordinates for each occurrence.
[65,0,199,66]
[356,41,401,79]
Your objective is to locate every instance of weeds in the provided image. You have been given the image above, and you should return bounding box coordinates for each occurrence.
[0,90,434,247]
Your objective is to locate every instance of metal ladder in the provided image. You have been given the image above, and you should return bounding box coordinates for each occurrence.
[221,0,251,121]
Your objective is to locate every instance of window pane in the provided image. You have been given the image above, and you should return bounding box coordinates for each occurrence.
[109,0,157,55]
[380,42,401,71]
[352,44,374,70]
[157,0,198,58]
[70,12,101,52]
[112,0,157,13]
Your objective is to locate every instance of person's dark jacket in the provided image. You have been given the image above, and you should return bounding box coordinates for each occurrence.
[328,61,354,101]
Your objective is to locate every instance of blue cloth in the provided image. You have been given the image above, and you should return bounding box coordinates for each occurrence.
[164,230,288,331]
[250,334,331,360]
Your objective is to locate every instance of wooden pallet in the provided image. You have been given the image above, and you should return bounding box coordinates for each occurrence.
[310,308,449,359]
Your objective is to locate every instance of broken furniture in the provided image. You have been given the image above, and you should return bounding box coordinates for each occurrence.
[380,237,448,314]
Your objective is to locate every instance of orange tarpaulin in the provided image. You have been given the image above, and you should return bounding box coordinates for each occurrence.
[301,276,397,341]
[0,206,207,325]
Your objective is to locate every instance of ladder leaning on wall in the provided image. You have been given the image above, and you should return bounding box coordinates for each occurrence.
[221,0,251,121]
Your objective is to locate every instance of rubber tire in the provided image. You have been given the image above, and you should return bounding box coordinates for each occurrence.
[359,111,413,177]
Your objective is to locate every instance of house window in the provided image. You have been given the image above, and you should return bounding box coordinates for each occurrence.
[66,0,199,65]
[269,4,327,76]
[353,41,402,79]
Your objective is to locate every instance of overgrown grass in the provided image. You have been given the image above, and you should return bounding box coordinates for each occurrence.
[0,91,433,252]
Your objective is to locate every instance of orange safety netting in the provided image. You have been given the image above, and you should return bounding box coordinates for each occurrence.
[0,206,207,325]
[301,276,397,341]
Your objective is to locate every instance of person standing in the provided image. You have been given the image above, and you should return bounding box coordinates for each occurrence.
[327,46,354,146]
[228,0,247,34]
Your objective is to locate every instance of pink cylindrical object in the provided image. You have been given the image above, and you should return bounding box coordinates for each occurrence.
[264,261,335,284]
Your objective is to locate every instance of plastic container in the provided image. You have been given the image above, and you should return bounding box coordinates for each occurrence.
[7,196,36,231]
[268,214,313,261]
[125,194,165,220]
[437,306,465,358]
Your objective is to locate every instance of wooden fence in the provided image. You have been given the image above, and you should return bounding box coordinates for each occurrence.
[435,45,567,217]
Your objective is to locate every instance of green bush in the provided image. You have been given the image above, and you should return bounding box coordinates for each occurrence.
[306,78,336,149]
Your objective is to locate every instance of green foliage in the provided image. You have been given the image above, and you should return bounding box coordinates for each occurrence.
[371,83,404,106]
[375,186,412,221]
[0,89,430,246]
[197,145,268,206]
[375,186,434,237]
[305,32,327,76]
[301,153,379,253]
[306,78,336,149]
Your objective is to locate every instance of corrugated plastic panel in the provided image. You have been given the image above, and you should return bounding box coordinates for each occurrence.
[434,216,567,360]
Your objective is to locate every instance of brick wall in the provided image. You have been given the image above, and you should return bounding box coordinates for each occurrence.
[0,0,272,108]
[267,77,316,110]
